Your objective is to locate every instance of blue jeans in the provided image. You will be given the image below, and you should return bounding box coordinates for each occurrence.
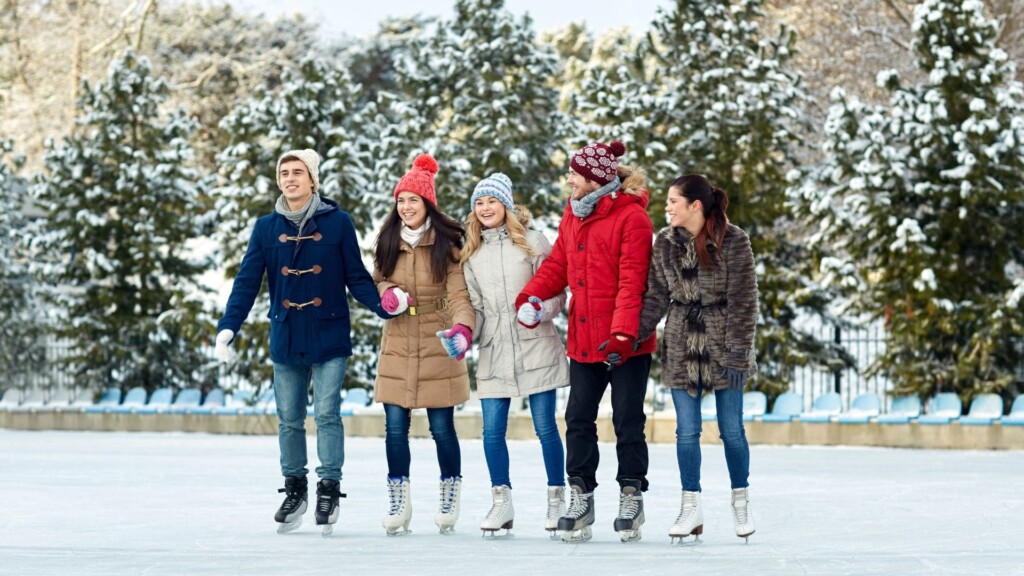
[383,403,461,480]
[481,389,565,488]
[671,386,750,491]
[273,356,348,481]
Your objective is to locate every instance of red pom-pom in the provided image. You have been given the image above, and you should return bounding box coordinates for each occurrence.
[608,141,626,157]
[412,153,439,175]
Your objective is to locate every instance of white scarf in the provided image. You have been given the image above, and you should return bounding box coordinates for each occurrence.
[400,218,431,247]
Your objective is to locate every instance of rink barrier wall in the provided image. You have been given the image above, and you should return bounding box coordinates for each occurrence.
[2,410,1023,450]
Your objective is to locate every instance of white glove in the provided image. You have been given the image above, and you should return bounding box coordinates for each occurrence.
[214,329,236,363]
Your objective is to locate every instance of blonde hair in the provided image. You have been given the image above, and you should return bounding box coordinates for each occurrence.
[617,164,646,197]
[460,204,536,265]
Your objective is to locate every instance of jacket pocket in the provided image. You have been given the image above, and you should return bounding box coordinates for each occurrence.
[520,334,563,371]
[316,307,350,355]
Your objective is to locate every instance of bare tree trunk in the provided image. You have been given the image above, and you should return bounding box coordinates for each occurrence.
[8,0,45,135]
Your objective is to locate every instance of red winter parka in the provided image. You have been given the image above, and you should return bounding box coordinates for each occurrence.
[518,188,656,363]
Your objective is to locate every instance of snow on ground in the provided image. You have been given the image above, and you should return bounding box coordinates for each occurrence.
[1,430,1022,576]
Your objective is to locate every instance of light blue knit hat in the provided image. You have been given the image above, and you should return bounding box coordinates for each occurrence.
[470,172,515,213]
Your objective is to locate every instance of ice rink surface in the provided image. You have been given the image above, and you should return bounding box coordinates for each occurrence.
[1,429,1022,576]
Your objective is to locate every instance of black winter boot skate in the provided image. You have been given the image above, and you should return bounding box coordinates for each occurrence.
[315,479,347,537]
[275,476,308,534]
[557,476,595,543]
[613,479,644,543]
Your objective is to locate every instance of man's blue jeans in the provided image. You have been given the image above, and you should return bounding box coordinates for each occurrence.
[671,386,750,491]
[481,389,565,487]
[383,403,461,480]
[273,356,348,481]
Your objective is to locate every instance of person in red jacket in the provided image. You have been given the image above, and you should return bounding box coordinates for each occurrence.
[515,140,655,543]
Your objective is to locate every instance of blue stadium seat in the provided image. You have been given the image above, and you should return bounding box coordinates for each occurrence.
[1000,396,1024,426]
[798,392,842,423]
[958,393,1003,425]
[190,389,226,415]
[135,387,174,414]
[240,388,276,416]
[916,392,962,425]
[742,391,767,422]
[835,393,882,424]
[700,393,717,422]
[876,395,921,424]
[108,387,148,414]
[339,388,370,416]
[212,389,254,415]
[83,388,123,414]
[761,392,803,423]
[169,388,202,414]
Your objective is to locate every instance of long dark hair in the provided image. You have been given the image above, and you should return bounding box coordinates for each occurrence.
[373,201,465,284]
[672,174,729,269]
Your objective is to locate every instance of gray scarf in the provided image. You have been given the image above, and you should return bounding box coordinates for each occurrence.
[275,193,321,235]
[570,177,621,218]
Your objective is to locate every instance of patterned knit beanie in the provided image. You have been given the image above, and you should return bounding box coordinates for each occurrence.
[394,153,439,206]
[277,149,320,192]
[470,172,514,213]
[570,140,626,185]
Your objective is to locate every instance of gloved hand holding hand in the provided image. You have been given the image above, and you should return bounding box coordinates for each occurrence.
[724,367,747,388]
[436,324,473,361]
[597,334,636,368]
[516,296,543,329]
[214,329,236,364]
[381,287,413,315]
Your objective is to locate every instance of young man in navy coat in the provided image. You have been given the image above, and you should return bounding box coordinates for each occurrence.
[215,149,389,535]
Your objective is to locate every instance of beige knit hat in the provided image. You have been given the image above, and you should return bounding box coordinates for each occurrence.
[277,149,320,192]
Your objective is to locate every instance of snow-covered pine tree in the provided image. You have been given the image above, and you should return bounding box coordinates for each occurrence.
[392,0,569,219]
[32,49,212,393]
[0,140,48,390]
[214,55,388,389]
[582,0,840,395]
[791,0,1024,398]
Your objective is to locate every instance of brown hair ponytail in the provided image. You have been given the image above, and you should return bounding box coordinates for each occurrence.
[672,174,729,269]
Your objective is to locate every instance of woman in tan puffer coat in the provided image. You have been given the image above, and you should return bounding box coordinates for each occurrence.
[461,173,569,537]
[372,154,475,536]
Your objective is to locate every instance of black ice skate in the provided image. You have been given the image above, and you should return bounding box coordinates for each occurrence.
[314,479,346,537]
[275,476,308,534]
[613,479,644,543]
[557,477,595,543]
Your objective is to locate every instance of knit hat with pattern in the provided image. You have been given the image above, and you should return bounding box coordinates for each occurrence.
[469,172,514,213]
[277,149,320,192]
[570,140,626,185]
[394,153,439,206]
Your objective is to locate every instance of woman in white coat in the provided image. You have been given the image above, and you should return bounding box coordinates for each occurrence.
[461,173,570,537]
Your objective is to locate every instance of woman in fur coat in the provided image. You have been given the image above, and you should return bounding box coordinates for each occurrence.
[636,174,759,544]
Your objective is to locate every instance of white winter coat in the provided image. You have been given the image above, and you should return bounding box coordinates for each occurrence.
[464,225,569,399]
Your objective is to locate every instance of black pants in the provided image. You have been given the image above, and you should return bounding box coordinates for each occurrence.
[565,354,651,493]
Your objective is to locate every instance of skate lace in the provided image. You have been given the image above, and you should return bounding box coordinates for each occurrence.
[486,489,510,520]
[617,491,639,519]
[438,478,458,514]
[733,494,749,525]
[278,486,304,511]
[316,484,345,515]
[546,489,564,520]
[387,480,405,515]
[675,492,698,526]
[565,486,589,519]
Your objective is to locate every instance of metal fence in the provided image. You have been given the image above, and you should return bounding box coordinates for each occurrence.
[789,323,890,412]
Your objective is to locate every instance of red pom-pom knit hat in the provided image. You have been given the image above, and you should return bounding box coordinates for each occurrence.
[394,153,440,207]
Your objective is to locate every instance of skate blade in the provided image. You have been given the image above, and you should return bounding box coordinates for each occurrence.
[481,529,514,540]
[559,527,592,543]
[276,518,303,534]
[547,529,560,541]
[618,529,642,543]
[737,529,755,544]
[321,524,333,537]
[385,528,412,537]
[670,534,702,546]
[437,526,456,535]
